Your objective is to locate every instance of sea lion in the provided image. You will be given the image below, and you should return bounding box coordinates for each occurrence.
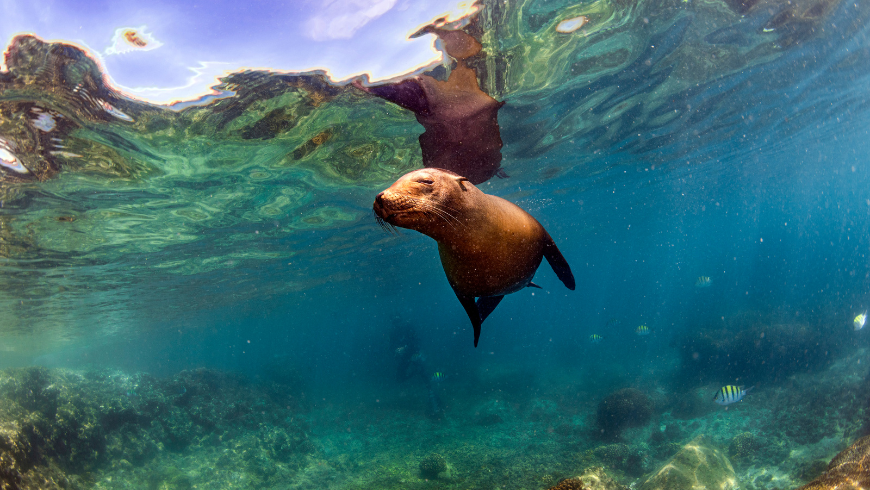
[354,26,506,185]
[373,168,575,347]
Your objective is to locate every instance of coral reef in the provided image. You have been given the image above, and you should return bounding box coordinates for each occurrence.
[595,388,654,439]
[761,378,865,448]
[590,444,646,476]
[547,477,586,490]
[0,367,313,489]
[639,435,737,490]
[418,453,447,479]
[795,434,870,489]
[648,423,685,446]
[0,346,865,490]
[648,424,687,460]
[575,442,651,480]
[728,432,761,462]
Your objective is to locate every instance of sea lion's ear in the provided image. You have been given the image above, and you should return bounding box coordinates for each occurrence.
[455,177,470,191]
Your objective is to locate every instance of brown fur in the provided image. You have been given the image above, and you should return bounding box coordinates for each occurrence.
[374,168,575,346]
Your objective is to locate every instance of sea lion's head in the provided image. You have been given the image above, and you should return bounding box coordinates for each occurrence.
[373,168,473,239]
[411,26,482,60]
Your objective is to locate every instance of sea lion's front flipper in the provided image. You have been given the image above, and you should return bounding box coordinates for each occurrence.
[543,233,576,290]
[454,289,483,347]
[476,295,504,324]
[366,79,430,115]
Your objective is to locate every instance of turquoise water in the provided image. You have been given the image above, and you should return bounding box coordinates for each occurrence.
[1,0,870,488]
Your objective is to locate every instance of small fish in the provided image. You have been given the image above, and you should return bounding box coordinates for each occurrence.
[589,334,603,343]
[713,385,752,405]
[432,372,446,382]
[695,276,712,288]
[98,99,134,122]
[124,30,149,48]
[0,138,28,174]
[855,311,867,331]
[636,325,650,336]
[606,318,620,327]
[410,352,426,362]
[555,15,588,34]
[394,345,407,356]
[31,111,56,132]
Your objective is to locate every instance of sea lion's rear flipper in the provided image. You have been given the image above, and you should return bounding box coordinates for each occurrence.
[543,234,576,290]
[476,295,504,324]
[454,290,483,347]
[527,282,542,289]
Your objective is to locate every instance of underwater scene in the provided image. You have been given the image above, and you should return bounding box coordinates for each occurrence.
[2,0,870,488]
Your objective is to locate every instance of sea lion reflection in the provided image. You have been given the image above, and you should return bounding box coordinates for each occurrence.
[355,26,506,185]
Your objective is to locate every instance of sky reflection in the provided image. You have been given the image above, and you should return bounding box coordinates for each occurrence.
[0,0,474,104]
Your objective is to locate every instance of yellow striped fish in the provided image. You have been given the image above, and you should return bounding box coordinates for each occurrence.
[635,325,650,336]
[589,334,603,343]
[713,385,751,405]
[855,311,867,331]
[695,276,712,288]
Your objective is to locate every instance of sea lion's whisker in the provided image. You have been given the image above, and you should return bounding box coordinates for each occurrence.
[422,201,464,229]
[373,212,397,235]
[423,207,457,230]
[432,208,460,230]
[416,201,456,228]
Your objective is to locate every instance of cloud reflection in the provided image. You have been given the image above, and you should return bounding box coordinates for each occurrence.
[305,0,398,41]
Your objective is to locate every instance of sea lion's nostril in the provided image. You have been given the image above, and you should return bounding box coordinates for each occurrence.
[375,192,385,206]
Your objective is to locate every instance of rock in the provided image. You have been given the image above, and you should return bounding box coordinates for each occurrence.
[639,435,737,490]
[795,434,870,489]
[674,322,843,384]
[577,466,628,490]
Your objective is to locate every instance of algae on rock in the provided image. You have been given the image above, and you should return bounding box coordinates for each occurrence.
[577,466,628,490]
[639,435,737,490]
[796,433,870,490]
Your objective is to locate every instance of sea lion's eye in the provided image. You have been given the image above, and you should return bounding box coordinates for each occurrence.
[417,179,434,185]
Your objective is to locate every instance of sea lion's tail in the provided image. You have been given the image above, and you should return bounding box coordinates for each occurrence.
[454,290,484,347]
[453,291,506,347]
[543,234,576,290]
[476,296,504,324]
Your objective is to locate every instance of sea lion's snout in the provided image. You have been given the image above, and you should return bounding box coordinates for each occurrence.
[373,191,389,220]
[373,190,407,222]
[374,169,462,234]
